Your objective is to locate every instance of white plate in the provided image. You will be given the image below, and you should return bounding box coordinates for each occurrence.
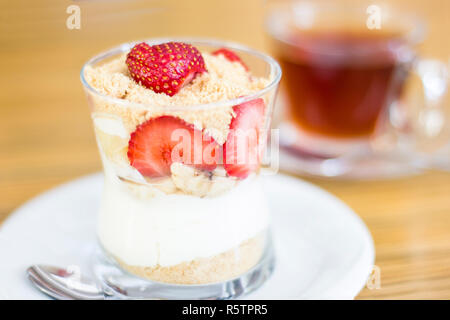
[0,173,374,299]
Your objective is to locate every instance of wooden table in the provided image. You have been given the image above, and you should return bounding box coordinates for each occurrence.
[1,0,449,299]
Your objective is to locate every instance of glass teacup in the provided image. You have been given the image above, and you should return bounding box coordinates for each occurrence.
[266,1,449,178]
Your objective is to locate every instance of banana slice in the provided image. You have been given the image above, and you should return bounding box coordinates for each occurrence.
[170,163,236,197]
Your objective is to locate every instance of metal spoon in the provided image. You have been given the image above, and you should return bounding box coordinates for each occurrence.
[27,265,113,300]
[27,263,247,300]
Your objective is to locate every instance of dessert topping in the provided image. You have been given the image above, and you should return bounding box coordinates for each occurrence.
[126,42,207,96]
[212,48,249,71]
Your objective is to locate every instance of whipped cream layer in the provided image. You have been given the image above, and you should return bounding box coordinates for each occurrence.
[98,165,270,267]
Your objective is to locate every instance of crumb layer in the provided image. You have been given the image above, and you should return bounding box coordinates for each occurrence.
[114,234,265,285]
[85,52,270,144]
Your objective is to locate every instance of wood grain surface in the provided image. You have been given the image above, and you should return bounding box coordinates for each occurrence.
[0,0,449,299]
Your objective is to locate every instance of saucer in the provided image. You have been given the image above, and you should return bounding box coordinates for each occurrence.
[0,173,374,299]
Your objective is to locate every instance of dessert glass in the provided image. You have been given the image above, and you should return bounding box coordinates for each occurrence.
[80,38,281,299]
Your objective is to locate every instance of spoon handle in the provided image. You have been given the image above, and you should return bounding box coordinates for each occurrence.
[27,265,106,300]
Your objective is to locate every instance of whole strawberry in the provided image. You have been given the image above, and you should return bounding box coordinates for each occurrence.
[126,42,207,96]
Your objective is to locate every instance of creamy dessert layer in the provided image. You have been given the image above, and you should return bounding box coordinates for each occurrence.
[98,163,270,267]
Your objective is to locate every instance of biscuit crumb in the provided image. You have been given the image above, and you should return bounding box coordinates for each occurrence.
[115,233,265,284]
[84,52,270,144]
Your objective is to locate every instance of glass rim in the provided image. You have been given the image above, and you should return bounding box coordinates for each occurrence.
[265,1,426,53]
[80,37,282,111]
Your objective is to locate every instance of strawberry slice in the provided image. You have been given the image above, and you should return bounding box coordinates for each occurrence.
[127,116,218,177]
[126,42,207,96]
[223,99,266,178]
[212,48,249,71]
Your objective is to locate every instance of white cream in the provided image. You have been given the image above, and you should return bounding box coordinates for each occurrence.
[98,161,270,267]
[93,116,128,138]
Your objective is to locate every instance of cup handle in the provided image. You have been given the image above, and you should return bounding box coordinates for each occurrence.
[393,58,450,171]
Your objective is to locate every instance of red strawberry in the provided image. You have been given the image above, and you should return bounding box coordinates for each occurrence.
[212,48,248,71]
[223,99,266,178]
[128,116,218,177]
[126,42,207,96]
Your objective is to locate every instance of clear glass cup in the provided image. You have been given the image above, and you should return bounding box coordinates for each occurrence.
[80,38,281,299]
[266,1,449,178]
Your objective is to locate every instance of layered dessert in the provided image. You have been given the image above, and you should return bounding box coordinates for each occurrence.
[83,41,275,284]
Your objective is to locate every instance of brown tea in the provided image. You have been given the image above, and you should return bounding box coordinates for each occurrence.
[275,30,411,138]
